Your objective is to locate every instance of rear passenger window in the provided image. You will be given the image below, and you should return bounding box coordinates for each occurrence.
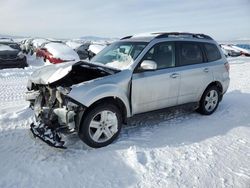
[179,43,203,66]
[204,43,221,62]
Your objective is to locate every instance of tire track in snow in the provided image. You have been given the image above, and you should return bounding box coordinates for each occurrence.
[0,69,30,114]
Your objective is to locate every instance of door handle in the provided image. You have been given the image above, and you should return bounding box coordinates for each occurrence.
[170,73,180,78]
[203,68,209,73]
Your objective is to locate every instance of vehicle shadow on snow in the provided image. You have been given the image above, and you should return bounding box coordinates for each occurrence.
[112,90,250,149]
[2,90,249,152]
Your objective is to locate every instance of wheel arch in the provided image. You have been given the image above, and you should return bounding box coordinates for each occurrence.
[81,96,129,126]
[201,81,223,101]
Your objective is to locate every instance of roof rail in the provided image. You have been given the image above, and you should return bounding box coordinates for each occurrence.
[154,32,213,40]
[120,35,133,40]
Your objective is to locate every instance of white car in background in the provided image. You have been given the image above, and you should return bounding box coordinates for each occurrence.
[30,38,49,55]
[220,44,241,57]
[230,45,250,56]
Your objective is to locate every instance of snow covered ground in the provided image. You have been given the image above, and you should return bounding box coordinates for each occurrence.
[0,56,249,188]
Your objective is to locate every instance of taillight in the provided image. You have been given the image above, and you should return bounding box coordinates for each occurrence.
[224,62,230,72]
[52,58,65,64]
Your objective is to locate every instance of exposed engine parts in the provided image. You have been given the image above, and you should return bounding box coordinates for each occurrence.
[27,85,84,148]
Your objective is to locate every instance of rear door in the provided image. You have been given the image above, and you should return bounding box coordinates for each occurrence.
[176,41,213,104]
[131,42,181,114]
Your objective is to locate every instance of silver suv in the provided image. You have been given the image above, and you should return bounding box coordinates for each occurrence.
[26,32,230,148]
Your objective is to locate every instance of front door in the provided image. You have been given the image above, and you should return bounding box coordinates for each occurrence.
[131,42,180,115]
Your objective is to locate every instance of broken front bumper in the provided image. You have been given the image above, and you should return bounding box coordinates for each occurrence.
[25,88,85,148]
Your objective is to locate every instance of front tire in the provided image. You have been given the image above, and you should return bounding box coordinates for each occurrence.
[197,86,220,115]
[79,103,122,148]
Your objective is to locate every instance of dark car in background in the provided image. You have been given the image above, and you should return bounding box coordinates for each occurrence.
[75,42,91,60]
[0,42,28,69]
[72,41,108,60]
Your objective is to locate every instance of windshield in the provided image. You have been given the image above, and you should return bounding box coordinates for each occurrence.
[91,41,148,70]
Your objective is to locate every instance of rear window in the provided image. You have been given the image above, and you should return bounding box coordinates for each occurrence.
[179,42,204,66]
[204,43,221,62]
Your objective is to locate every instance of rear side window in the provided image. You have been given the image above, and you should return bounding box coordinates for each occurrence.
[204,43,221,62]
[179,42,203,66]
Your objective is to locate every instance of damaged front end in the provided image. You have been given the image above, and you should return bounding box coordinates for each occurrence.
[26,85,85,148]
[28,86,86,148]
[26,61,117,148]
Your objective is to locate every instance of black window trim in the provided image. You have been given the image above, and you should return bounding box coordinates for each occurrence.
[176,41,207,67]
[134,41,176,73]
[202,42,222,62]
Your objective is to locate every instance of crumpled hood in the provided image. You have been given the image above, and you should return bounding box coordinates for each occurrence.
[29,61,76,85]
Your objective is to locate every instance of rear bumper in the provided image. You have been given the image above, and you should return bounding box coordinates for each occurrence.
[222,77,230,94]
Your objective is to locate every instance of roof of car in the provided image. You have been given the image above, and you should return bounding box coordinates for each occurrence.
[120,32,213,42]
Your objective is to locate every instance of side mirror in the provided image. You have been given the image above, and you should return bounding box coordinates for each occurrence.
[140,60,157,70]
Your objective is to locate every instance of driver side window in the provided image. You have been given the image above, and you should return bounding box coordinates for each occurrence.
[142,42,175,70]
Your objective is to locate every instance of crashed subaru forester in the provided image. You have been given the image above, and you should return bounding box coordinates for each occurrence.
[26,32,230,148]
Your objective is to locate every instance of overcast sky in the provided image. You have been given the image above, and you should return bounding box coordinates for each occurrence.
[0,0,249,40]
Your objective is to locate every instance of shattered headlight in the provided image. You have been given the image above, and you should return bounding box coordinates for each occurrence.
[57,86,71,95]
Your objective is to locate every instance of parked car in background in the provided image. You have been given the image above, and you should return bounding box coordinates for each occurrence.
[220,46,229,57]
[0,41,21,51]
[230,45,250,56]
[68,41,107,60]
[26,32,230,148]
[36,42,80,64]
[87,43,107,59]
[74,41,91,60]
[220,44,241,57]
[21,38,34,54]
[0,43,27,69]
[29,38,49,55]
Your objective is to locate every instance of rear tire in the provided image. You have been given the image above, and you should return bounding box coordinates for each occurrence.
[79,103,122,148]
[197,86,220,115]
